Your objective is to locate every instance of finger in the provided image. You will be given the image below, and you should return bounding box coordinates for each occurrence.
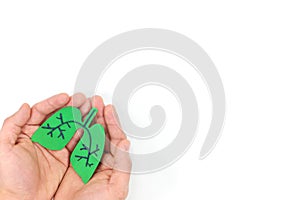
[28,93,70,125]
[65,93,88,152]
[104,105,124,139]
[0,103,31,146]
[104,105,126,155]
[104,105,127,155]
[109,140,131,198]
[80,98,92,121]
[65,128,84,152]
[91,96,105,127]
[66,93,87,108]
[67,93,91,120]
[91,96,110,153]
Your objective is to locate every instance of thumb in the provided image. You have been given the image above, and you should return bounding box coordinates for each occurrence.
[0,103,31,146]
[109,139,132,199]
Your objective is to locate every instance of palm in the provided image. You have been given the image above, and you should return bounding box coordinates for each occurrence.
[0,134,67,199]
[55,166,121,199]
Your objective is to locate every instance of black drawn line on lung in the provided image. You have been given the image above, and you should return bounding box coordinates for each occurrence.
[41,109,100,167]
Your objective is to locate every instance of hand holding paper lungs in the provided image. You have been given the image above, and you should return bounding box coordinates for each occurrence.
[31,106,105,184]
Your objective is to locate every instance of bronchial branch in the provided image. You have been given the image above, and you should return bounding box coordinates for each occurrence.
[74,108,100,168]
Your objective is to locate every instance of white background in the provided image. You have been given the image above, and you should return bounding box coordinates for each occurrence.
[1,1,300,199]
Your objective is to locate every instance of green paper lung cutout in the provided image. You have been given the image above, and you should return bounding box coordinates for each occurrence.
[71,123,105,183]
[31,106,105,184]
[31,107,82,150]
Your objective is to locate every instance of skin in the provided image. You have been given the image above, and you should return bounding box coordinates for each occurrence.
[0,93,131,200]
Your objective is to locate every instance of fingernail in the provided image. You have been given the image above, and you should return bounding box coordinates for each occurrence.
[19,103,29,111]
[59,93,69,104]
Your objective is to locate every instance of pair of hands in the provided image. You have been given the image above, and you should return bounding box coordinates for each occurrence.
[0,93,131,200]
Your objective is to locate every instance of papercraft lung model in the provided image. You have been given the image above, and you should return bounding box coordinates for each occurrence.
[31,106,105,184]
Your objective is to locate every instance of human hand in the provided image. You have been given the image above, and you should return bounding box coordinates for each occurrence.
[0,93,71,199]
[0,93,92,200]
[54,97,131,200]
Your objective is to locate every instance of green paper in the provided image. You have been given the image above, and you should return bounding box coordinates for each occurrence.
[71,108,105,184]
[31,106,82,150]
[71,123,105,184]
[31,106,106,184]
